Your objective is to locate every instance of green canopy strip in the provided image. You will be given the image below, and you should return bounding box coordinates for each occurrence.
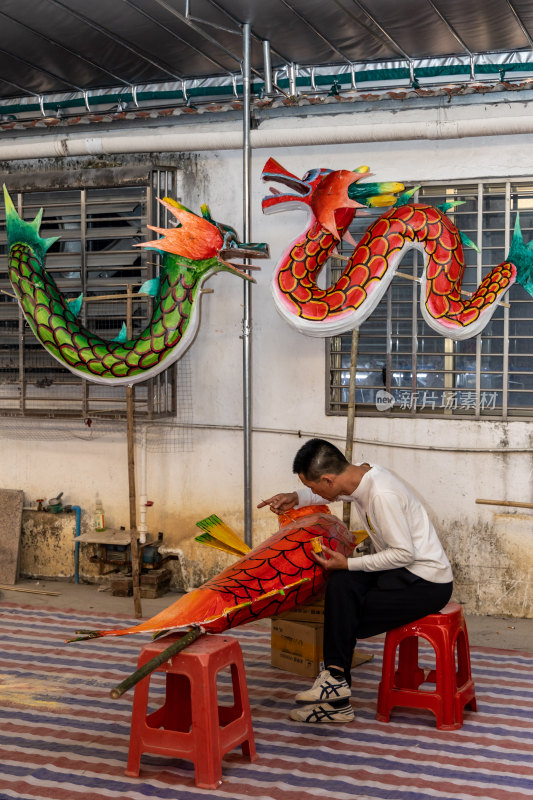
[0,60,532,117]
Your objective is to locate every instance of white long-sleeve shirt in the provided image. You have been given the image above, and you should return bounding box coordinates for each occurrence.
[296,464,453,584]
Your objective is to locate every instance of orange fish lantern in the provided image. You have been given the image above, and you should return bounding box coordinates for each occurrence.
[70,506,355,641]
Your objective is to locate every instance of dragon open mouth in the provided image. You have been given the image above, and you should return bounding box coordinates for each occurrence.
[261,157,316,213]
[218,241,270,281]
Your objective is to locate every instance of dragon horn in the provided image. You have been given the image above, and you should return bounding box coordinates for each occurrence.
[3,185,59,259]
[509,213,533,296]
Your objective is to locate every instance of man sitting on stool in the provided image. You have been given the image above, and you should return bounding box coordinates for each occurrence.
[258,438,453,724]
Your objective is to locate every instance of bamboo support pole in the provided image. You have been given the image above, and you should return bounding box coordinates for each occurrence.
[343,328,359,527]
[476,498,533,510]
[127,386,142,619]
[126,285,142,619]
[109,627,204,699]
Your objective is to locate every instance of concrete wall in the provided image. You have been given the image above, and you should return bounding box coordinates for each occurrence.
[1,101,532,616]
[19,510,102,582]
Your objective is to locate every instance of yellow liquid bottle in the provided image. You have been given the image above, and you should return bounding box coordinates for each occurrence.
[95,496,106,532]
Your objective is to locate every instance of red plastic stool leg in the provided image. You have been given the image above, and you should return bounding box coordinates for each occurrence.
[433,626,459,730]
[376,631,400,723]
[457,628,478,712]
[125,673,151,778]
[229,660,257,761]
[192,662,227,789]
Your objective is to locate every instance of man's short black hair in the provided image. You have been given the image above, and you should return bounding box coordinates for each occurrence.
[292,438,349,481]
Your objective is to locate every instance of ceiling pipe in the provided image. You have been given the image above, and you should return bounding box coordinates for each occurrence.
[262,39,273,95]
[2,112,533,158]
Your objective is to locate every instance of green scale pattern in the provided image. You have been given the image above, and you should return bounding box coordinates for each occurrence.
[8,241,201,382]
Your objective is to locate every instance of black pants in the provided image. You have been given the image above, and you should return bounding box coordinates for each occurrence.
[323,568,453,685]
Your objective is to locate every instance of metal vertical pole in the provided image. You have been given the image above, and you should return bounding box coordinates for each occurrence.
[242,22,253,547]
[80,189,88,418]
[17,194,26,413]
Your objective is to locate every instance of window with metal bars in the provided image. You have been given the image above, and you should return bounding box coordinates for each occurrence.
[327,180,533,419]
[0,169,178,418]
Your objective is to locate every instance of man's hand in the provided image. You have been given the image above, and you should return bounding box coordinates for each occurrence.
[257,492,298,514]
[313,543,348,571]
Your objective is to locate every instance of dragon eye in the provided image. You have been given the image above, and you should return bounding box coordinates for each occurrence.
[222,229,238,247]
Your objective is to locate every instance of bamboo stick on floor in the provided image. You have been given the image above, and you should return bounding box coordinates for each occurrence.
[0,585,60,596]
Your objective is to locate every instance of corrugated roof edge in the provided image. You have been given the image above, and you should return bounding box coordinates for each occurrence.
[0,77,532,135]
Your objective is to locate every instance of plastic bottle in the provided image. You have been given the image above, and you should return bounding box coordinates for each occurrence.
[95,496,106,532]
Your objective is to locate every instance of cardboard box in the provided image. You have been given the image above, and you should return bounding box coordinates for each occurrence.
[274,593,325,624]
[271,618,373,677]
[271,619,323,677]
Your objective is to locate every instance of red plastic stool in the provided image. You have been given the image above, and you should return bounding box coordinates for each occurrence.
[376,602,477,730]
[125,633,256,788]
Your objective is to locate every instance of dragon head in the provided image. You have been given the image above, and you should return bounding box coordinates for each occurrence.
[261,158,334,215]
[261,158,404,239]
[138,197,269,281]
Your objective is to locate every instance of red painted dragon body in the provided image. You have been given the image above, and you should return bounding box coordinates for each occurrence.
[261,158,517,340]
[72,507,354,640]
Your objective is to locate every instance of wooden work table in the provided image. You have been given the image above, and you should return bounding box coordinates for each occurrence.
[76,528,152,573]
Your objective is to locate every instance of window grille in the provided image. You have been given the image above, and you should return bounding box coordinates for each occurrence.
[0,169,178,418]
[327,180,533,419]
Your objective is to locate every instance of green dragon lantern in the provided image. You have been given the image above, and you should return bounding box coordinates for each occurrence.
[3,188,268,385]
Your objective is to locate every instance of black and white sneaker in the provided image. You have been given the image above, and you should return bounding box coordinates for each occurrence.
[290,701,354,724]
[295,669,351,703]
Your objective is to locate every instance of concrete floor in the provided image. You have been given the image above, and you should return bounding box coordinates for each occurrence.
[2,578,532,652]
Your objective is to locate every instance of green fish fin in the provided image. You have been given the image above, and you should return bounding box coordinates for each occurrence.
[460,231,480,253]
[437,200,466,213]
[112,322,128,343]
[67,293,83,318]
[394,186,420,207]
[138,277,161,297]
[509,213,533,297]
[201,204,213,220]
[3,185,59,259]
